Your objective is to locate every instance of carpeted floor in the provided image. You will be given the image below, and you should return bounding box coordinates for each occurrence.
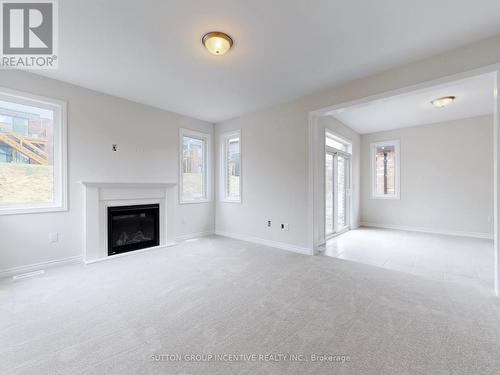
[1,235,500,374]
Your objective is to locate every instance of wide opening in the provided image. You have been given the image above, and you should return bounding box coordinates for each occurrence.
[313,71,498,292]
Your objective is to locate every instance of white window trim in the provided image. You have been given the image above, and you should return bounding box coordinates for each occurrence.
[370,139,400,200]
[324,129,353,240]
[0,87,67,216]
[325,130,352,154]
[220,130,242,203]
[179,128,212,204]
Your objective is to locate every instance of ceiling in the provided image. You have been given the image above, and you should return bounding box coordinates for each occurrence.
[37,0,500,123]
[330,73,496,134]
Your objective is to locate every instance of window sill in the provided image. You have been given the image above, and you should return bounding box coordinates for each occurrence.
[371,195,400,200]
[220,199,241,204]
[0,205,68,216]
[179,199,212,205]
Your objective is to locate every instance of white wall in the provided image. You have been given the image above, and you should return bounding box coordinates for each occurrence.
[0,71,214,272]
[3,35,500,271]
[215,106,309,250]
[215,35,500,251]
[316,116,361,244]
[360,115,493,236]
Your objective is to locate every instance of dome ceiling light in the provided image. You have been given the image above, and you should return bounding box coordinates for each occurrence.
[431,96,456,108]
[202,32,233,56]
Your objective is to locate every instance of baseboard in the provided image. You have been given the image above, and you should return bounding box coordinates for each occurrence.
[360,222,493,240]
[0,255,83,279]
[85,243,177,264]
[215,230,312,255]
[176,230,214,242]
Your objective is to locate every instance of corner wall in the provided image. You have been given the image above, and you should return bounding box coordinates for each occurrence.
[0,71,214,272]
[215,35,500,253]
[214,105,310,251]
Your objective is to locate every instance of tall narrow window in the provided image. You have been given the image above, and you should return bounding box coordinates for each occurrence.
[370,140,400,199]
[220,130,241,202]
[0,88,66,215]
[180,129,210,203]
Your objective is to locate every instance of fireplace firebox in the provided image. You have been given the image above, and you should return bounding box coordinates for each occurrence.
[107,204,160,256]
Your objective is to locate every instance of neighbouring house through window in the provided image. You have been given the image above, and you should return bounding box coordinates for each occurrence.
[370,140,400,199]
[180,129,210,203]
[220,130,241,202]
[0,89,66,215]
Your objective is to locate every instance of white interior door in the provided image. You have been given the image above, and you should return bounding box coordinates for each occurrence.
[325,149,350,238]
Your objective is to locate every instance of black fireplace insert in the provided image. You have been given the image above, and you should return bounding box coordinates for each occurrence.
[107,204,160,256]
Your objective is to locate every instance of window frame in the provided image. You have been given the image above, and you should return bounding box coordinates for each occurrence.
[220,130,242,203]
[324,129,353,239]
[370,139,400,200]
[325,130,352,154]
[179,128,211,204]
[0,87,67,216]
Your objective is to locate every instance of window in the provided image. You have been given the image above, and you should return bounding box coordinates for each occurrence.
[370,140,400,199]
[326,131,351,153]
[220,130,241,202]
[180,128,211,203]
[0,88,66,215]
[325,130,352,236]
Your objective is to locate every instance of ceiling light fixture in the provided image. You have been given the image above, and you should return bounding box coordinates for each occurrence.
[202,32,233,56]
[431,96,456,108]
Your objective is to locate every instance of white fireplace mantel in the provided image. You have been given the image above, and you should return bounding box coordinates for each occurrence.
[81,181,177,263]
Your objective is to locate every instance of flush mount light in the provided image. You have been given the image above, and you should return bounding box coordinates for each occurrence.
[431,96,456,108]
[202,31,233,55]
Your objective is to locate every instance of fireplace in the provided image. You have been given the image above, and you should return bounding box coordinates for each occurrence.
[107,204,160,256]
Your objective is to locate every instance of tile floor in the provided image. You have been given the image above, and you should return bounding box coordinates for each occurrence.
[321,227,494,292]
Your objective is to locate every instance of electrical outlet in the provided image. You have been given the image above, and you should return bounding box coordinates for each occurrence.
[267,220,272,228]
[281,223,289,231]
[49,232,59,243]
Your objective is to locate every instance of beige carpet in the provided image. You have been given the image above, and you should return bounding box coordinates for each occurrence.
[1,235,500,374]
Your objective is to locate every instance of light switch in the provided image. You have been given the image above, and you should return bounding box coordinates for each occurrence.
[49,232,59,243]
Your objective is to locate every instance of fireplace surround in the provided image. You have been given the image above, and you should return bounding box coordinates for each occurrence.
[81,182,176,263]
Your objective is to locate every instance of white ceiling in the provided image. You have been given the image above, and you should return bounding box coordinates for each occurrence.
[37,0,500,123]
[330,73,496,134]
